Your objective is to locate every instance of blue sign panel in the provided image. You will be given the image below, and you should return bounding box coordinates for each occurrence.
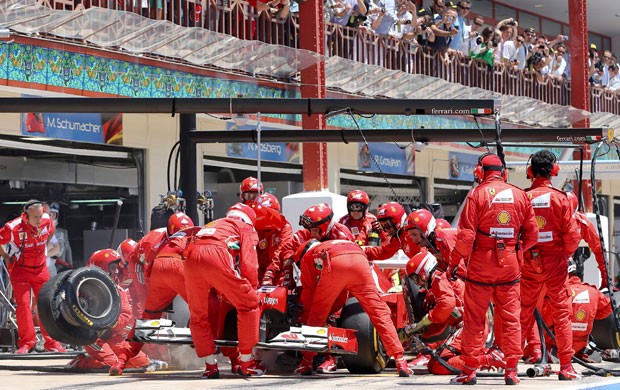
[20,94,123,145]
[358,142,413,175]
[448,151,478,182]
[226,123,300,163]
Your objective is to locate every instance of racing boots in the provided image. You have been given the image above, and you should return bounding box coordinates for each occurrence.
[44,342,67,353]
[15,345,33,355]
[201,363,220,379]
[317,354,337,373]
[295,357,314,376]
[109,362,125,376]
[522,345,542,364]
[558,363,582,380]
[229,354,242,374]
[237,358,266,376]
[396,357,413,377]
[480,346,506,371]
[504,367,520,385]
[450,365,477,385]
[408,353,430,367]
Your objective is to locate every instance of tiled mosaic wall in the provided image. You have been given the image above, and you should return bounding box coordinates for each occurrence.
[0,41,485,133]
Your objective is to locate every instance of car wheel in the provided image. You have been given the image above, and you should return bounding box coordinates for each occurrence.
[61,267,121,330]
[37,270,99,346]
[340,298,388,374]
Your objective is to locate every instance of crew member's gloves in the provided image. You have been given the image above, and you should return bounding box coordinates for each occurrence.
[261,270,275,286]
[409,314,432,333]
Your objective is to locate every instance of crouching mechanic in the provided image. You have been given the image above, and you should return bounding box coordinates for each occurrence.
[541,260,612,362]
[294,239,413,377]
[67,249,167,372]
[110,223,201,376]
[276,203,354,373]
[448,153,539,385]
[405,250,504,374]
[184,203,265,379]
[566,191,609,288]
[253,193,294,287]
[404,208,458,273]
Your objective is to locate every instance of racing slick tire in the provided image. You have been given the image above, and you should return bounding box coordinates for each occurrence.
[591,291,620,350]
[62,267,121,330]
[340,297,388,374]
[37,270,99,346]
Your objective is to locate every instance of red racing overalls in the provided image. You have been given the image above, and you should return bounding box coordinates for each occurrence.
[521,178,581,366]
[450,175,538,370]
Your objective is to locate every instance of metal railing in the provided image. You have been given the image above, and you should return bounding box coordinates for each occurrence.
[35,0,620,115]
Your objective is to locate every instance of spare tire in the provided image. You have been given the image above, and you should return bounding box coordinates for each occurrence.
[61,267,121,330]
[340,298,388,374]
[38,270,99,346]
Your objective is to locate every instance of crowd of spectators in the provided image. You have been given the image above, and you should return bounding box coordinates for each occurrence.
[68,0,620,94]
[310,0,619,92]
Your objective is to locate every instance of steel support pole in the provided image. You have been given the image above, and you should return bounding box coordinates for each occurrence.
[179,114,198,224]
[569,0,592,211]
[299,0,327,191]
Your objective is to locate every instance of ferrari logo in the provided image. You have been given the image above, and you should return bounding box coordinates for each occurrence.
[575,309,587,322]
[528,193,533,200]
[497,211,511,225]
[489,188,496,196]
[535,216,546,229]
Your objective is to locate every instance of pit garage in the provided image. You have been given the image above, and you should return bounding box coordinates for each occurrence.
[0,134,145,268]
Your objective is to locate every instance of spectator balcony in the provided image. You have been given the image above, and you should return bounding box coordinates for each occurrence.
[12,0,620,118]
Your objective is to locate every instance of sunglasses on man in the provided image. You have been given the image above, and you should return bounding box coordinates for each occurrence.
[348,202,366,212]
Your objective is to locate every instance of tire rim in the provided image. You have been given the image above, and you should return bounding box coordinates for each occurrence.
[75,277,114,320]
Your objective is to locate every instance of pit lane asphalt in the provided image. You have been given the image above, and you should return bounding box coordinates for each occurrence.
[2,350,620,390]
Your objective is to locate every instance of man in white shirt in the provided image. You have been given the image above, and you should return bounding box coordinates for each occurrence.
[549,44,567,79]
[502,34,526,70]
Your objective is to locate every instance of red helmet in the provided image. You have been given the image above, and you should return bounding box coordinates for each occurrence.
[116,238,137,267]
[226,202,257,226]
[404,209,436,237]
[347,190,370,215]
[168,212,194,235]
[347,190,370,206]
[89,249,122,272]
[240,176,264,204]
[299,203,334,239]
[256,193,281,213]
[250,201,284,231]
[405,248,437,286]
[376,202,406,231]
[435,218,451,231]
[566,191,578,214]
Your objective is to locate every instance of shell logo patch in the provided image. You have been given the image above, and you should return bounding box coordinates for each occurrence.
[535,216,546,229]
[317,328,326,335]
[575,309,587,322]
[258,239,268,250]
[497,211,511,225]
